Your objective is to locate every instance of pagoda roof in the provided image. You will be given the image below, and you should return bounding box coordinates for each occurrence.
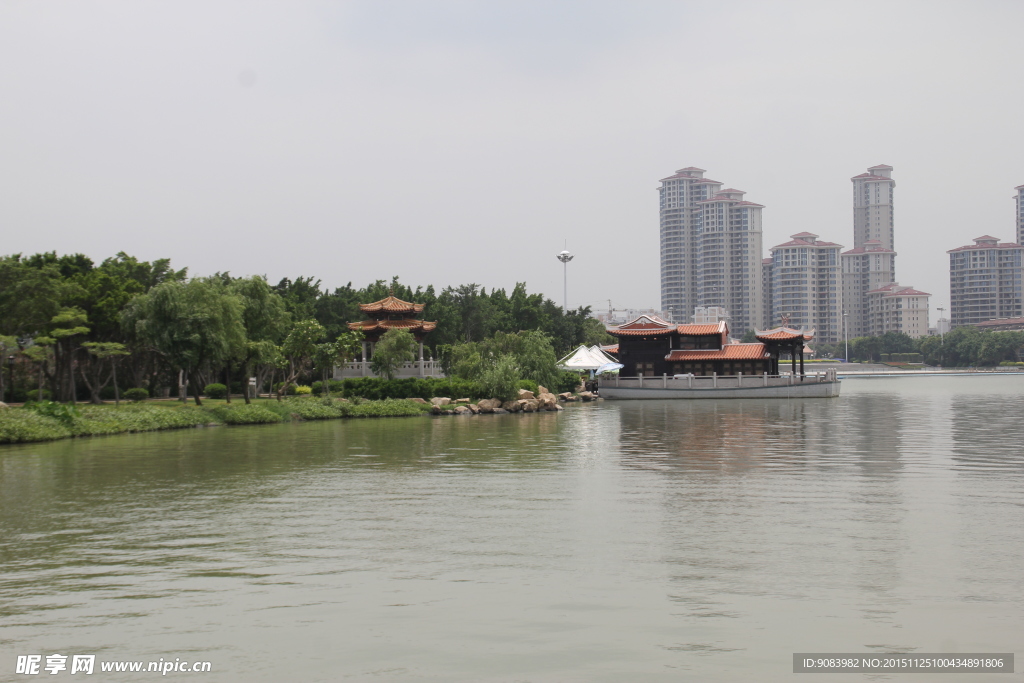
[608,315,676,336]
[755,327,815,342]
[677,322,728,336]
[359,295,425,313]
[348,319,437,333]
[665,343,768,361]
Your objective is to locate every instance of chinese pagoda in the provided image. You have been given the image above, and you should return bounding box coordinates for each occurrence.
[343,294,439,376]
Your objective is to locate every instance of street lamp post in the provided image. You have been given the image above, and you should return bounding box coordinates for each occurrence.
[556,249,574,314]
[936,306,946,366]
[843,312,849,362]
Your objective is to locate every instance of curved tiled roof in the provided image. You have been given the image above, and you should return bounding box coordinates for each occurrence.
[609,327,676,337]
[676,322,727,335]
[665,344,769,361]
[348,319,437,332]
[358,295,425,313]
[755,327,814,341]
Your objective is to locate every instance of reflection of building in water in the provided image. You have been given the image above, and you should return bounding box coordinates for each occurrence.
[615,400,834,472]
[618,396,912,626]
[949,393,1024,468]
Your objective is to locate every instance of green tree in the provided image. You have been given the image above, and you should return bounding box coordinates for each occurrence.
[81,342,130,405]
[370,328,417,380]
[49,308,90,403]
[278,319,327,398]
[0,256,64,337]
[978,331,1024,365]
[122,279,245,405]
[231,276,290,403]
[740,329,758,343]
[479,354,520,402]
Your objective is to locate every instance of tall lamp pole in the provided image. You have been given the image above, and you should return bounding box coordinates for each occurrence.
[843,312,849,362]
[556,249,574,314]
[936,306,946,366]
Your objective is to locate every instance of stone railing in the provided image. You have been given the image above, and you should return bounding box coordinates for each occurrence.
[601,369,837,390]
[334,361,445,379]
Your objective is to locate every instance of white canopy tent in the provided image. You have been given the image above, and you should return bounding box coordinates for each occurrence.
[557,345,623,376]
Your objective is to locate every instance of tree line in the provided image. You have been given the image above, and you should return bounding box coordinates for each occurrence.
[815,328,1024,366]
[0,251,611,403]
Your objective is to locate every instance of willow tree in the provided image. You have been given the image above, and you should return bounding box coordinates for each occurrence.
[122,278,245,405]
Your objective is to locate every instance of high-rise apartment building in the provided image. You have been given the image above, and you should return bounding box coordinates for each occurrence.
[761,257,774,329]
[768,233,844,343]
[658,167,763,332]
[841,240,897,338]
[866,283,931,338]
[1015,185,1024,246]
[947,235,1024,327]
[840,164,925,338]
[853,164,896,251]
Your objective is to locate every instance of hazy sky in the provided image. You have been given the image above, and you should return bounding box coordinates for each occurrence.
[2,1,1022,319]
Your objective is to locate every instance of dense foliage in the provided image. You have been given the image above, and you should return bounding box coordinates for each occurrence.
[0,252,599,403]
[818,328,1024,366]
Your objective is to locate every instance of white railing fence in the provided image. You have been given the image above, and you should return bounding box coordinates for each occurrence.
[600,369,838,389]
[334,360,446,379]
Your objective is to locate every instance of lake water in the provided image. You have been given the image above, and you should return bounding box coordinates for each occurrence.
[2,376,1023,682]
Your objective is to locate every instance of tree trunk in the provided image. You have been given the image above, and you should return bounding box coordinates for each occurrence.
[190,369,203,406]
[68,346,76,405]
[225,360,232,404]
[113,360,120,407]
[243,361,252,405]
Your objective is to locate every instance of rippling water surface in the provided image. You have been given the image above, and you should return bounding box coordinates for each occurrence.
[2,376,1023,681]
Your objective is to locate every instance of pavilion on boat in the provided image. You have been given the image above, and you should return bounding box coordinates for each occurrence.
[336,294,443,378]
[606,315,813,377]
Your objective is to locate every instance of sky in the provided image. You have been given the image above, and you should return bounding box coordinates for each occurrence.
[2,0,1023,321]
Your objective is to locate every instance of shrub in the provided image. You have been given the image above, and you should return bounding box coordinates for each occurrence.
[24,400,81,425]
[124,388,149,402]
[12,387,52,402]
[516,378,539,395]
[208,404,283,425]
[0,410,72,443]
[311,380,346,395]
[294,385,313,395]
[555,370,581,394]
[338,376,486,401]
[281,397,350,420]
[349,398,423,418]
[204,383,228,399]
[273,382,297,396]
[480,356,521,402]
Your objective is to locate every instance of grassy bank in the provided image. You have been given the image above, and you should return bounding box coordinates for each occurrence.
[0,397,432,445]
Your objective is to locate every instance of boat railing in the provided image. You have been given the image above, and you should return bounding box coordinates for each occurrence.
[601,369,838,389]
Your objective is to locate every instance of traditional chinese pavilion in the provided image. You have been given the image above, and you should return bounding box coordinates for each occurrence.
[347,295,437,367]
[606,315,813,377]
